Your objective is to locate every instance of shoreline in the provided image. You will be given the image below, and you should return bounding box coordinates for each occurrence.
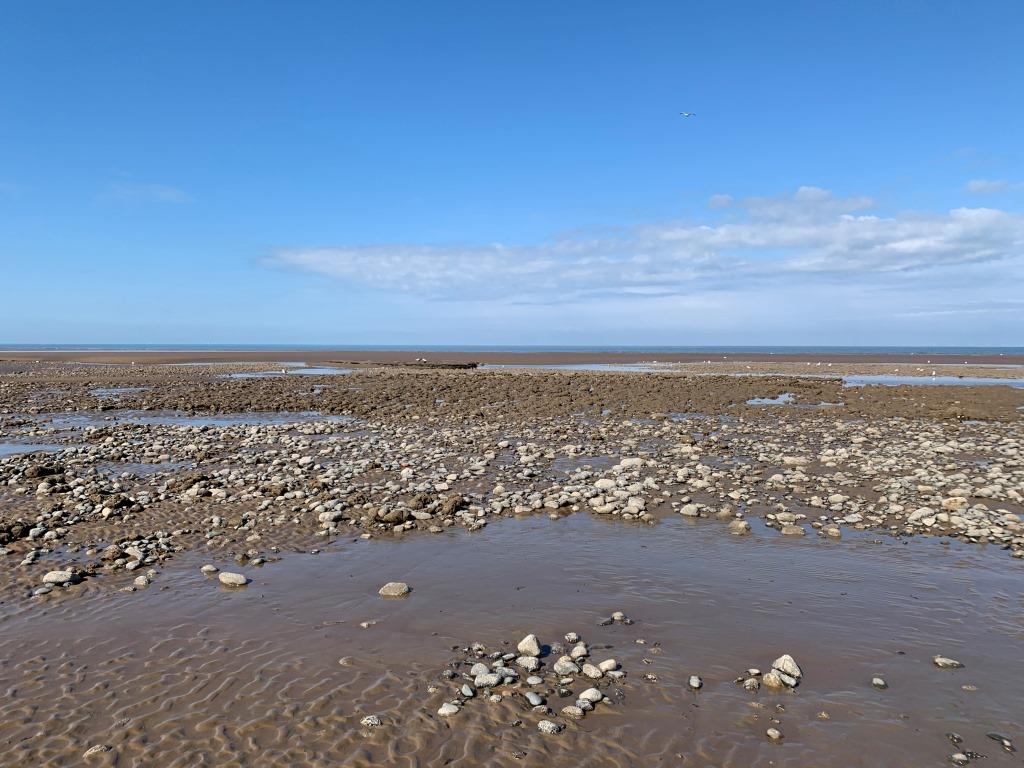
[3,348,1024,366]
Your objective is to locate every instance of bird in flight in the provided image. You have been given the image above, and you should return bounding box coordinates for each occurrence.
[680,112,695,117]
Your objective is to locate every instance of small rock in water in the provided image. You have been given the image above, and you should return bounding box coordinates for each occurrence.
[360,715,382,727]
[524,692,544,706]
[517,633,541,657]
[579,687,603,703]
[537,720,563,734]
[378,581,411,597]
[728,519,751,535]
[83,744,112,758]
[871,676,888,689]
[461,684,475,697]
[933,655,964,669]
[200,564,219,574]
[688,675,703,690]
[949,754,970,766]
[437,702,460,717]
[766,727,783,741]
[218,572,249,587]
[761,671,785,690]
[986,732,1016,753]
[771,654,802,680]
[561,705,585,719]
[42,570,77,586]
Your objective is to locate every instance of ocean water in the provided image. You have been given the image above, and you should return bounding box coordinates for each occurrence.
[2,344,1023,355]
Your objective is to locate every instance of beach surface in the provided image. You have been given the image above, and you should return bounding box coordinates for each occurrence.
[2,359,1022,766]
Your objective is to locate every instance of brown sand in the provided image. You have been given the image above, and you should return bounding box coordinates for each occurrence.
[2,515,1021,767]
[2,362,1023,766]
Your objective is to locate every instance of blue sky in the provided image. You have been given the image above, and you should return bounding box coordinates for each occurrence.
[2,0,1022,345]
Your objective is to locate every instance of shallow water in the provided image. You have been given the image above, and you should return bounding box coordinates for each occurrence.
[88,386,149,398]
[4,514,1021,767]
[745,393,794,405]
[480,363,667,373]
[843,375,1024,388]
[33,410,352,429]
[0,442,66,458]
[223,366,353,379]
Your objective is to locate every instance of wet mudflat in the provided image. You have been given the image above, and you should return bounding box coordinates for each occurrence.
[2,514,1021,767]
[2,360,1023,766]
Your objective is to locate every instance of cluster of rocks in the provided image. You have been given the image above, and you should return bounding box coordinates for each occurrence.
[3,364,1024,604]
[733,653,803,692]
[430,630,627,732]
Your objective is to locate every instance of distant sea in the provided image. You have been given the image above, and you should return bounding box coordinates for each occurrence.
[2,344,1023,355]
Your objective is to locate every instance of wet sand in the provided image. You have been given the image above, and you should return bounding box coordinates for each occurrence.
[2,362,1023,766]
[3,515,1023,767]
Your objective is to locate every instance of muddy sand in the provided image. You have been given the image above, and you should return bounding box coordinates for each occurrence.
[1,361,1023,766]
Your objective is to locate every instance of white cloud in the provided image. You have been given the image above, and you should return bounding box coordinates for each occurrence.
[104,181,190,203]
[965,178,1023,194]
[966,179,1008,194]
[708,193,733,209]
[269,187,1024,303]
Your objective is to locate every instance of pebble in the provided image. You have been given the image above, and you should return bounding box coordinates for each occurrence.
[437,702,460,717]
[871,676,888,689]
[360,715,382,727]
[553,658,580,675]
[766,727,783,741]
[688,675,703,690]
[218,572,249,587]
[537,720,563,734]
[987,732,1016,753]
[200,564,219,574]
[728,519,751,535]
[771,654,802,681]
[517,633,541,657]
[42,570,77,586]
[378,581,411,597]
[933,655,964,669]
[83,744,112,758]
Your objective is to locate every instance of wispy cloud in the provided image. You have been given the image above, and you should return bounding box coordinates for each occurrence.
[103,181,190,204]
[268,186,1024,304]
[965,178,1020,194]
[896,299,1024,318]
